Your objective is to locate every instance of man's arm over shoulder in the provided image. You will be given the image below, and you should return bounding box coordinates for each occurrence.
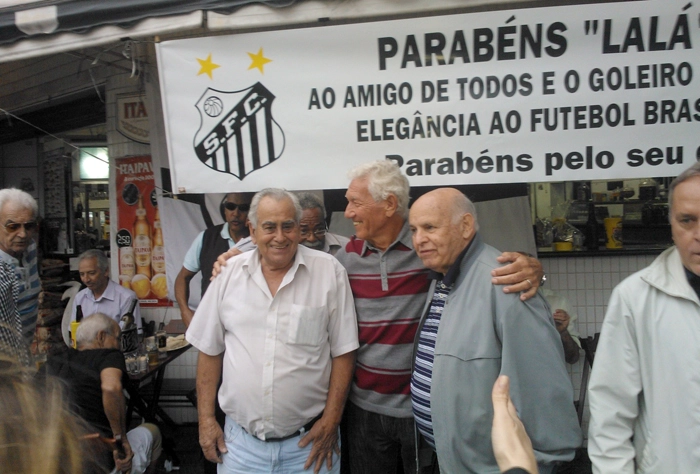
[588,286,640,474]
[495,292,582,463]
[492,252,545,301]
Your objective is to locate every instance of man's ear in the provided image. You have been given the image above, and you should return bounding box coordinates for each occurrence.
[248,222,257,244]
[462,213,476,239]
[384,194,399,217]
[96,330,107,348]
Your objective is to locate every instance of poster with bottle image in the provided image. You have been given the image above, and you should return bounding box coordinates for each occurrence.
[115,155,170,306]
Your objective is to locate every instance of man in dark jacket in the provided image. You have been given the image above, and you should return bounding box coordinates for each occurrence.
[409,188,581,473]
[174,192,253,327]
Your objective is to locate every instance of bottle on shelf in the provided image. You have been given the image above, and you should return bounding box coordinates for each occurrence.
[70,304,83,349]
[584,202,600,251]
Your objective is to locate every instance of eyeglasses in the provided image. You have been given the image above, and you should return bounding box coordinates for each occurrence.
[3,221,37,233]
[299,226,327,238]
[223,202,250,213]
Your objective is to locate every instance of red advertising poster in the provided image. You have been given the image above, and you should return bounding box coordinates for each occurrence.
[115,156,170,306]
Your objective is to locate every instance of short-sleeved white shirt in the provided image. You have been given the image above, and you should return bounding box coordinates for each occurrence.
[71,279,142,330]
[186,245,358,440]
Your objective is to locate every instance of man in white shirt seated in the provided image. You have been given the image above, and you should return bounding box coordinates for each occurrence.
[71,249,142,333]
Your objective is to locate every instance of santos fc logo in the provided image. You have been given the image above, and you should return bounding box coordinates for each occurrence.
[194,82,285,180]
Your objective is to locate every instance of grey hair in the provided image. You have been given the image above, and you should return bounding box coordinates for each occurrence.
[296,192,326,219]
[669,161,700,212]
[0,188,38,219]
[451,191,480,232]
[77,249,109,273]
[76,313,118,347]
[248,188,302,227]
[348,160,410,218]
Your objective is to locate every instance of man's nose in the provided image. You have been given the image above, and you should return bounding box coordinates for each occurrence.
[273,226,286,240]
[344,204,353,219]
[306,231,319,243]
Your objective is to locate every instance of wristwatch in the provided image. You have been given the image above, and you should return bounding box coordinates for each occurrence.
[517,251,547,287]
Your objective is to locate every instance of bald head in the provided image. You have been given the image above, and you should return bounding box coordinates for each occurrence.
[409,188,478,274]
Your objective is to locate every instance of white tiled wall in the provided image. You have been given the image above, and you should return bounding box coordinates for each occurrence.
[542,252,659,439]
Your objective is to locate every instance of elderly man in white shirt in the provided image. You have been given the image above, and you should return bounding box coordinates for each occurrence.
[186,188,358,474]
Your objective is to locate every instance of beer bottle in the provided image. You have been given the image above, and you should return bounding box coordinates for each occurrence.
[133,195,152,279]
[120,299,138,330]
[151,207,165,275]
[119,299,139,352]
[585,202,600,251]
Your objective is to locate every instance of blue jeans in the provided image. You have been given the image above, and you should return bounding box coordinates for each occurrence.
[220,416,341,473]
[346,402,416,474]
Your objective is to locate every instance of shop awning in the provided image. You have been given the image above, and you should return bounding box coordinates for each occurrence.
[0,0,296,62]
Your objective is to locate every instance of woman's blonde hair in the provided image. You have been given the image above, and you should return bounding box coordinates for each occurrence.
[0,356,102,473]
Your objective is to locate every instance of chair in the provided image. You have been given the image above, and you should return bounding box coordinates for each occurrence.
[575,332,600,425]
[60,282,82,346]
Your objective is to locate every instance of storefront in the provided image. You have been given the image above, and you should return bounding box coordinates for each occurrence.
[0,0,694,428]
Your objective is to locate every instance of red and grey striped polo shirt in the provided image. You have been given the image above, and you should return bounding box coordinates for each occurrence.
[335,222,431,417]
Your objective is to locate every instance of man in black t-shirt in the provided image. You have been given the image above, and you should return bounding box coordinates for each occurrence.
[45,313,162,474]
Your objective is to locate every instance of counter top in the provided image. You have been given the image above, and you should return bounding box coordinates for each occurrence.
[537,244,671,258]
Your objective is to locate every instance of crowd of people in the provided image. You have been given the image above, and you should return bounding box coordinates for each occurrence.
[1,160,699,473]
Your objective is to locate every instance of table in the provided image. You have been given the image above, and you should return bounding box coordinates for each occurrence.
[126,344,193,426]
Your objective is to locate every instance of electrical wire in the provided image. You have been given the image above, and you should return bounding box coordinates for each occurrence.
[0,107,109,164]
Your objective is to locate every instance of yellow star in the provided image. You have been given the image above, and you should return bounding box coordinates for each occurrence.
[247,48,272,74]
[196,53,220,80]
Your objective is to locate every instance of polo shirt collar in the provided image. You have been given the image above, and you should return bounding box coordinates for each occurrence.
[361,220,413,256]
[0,247,27,266]
[219,223,235,243]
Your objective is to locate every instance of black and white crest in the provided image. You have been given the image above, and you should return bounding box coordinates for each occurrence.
[193,83,285,180]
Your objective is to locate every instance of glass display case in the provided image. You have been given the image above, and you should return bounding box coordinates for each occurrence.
[531,177,673,256]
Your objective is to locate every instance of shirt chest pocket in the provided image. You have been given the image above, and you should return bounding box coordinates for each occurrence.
[287,305,329,346]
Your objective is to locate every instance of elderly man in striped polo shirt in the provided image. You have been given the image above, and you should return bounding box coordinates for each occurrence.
[335,161,546,474]
[0,188,41,344]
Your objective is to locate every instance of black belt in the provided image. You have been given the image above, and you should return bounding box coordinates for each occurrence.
[263,412,324,442]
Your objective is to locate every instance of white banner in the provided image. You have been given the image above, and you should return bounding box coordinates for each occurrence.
[157,1,699,193]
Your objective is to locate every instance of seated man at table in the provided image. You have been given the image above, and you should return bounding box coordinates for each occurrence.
[43,312,162,474]
[71,249,142,333]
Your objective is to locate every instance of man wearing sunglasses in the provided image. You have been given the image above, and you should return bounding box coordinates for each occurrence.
[0,188,41,344]
[175,192,255,328]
